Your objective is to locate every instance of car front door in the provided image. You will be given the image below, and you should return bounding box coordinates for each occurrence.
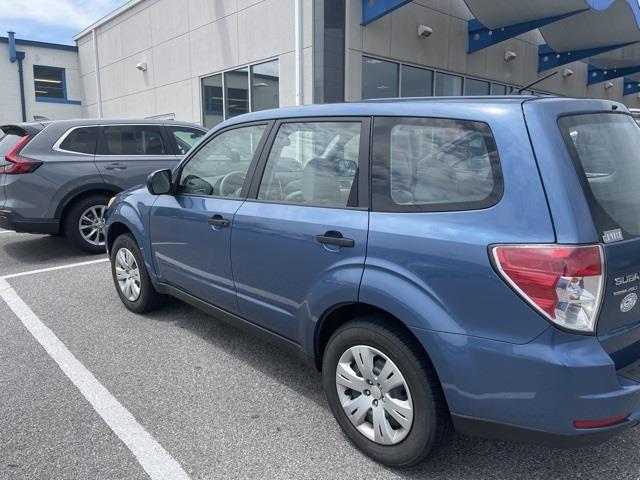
[149,122,270,313]
[231,119,370,341]
[95,125,178,189]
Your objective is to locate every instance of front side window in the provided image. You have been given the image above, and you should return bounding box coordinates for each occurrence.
[99,126,167,156]
[34,65,65,99]
[177,124,266,197]
[59,127,98,154]
[167,127,206,155]
[559,113,640,238]
[372,117,503,212]
[258,122,361,208]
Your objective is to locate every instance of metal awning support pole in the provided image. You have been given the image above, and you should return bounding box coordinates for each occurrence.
[294,0,303,105]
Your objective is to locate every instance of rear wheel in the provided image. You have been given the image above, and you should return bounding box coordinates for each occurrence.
[110,233,164,313]
[322,317,451,468]
[64,195,109,253]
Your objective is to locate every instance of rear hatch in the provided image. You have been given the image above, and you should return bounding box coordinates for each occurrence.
[558,112,640,367]
[0,124,45,208]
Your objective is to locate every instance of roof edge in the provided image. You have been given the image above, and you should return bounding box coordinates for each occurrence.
[73,0,146,41]
[0,36,77,51]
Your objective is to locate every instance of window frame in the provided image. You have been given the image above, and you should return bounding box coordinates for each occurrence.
[172,120,274,200]
[95,124,174,157]
[33,64,81,105]
[371,116,504,213]
[246,116,372,211]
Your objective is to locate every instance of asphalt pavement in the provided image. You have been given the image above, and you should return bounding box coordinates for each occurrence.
[2,229,640,479]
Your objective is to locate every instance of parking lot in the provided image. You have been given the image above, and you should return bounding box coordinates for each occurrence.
[1,228,640,480]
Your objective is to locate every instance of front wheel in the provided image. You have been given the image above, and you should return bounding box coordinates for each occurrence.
[110,233,164,313]
[322,318,451,468]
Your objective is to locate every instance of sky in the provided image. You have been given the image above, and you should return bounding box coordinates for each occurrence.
[0,0,126,45]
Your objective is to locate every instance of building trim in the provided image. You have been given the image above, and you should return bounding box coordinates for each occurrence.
[73,0,146,40]
[0,36,77,52]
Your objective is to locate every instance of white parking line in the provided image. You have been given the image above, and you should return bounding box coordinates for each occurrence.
[2,258,110,280]
[0,278,191,480]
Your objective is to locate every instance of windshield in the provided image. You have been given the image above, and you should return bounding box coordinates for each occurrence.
[559,113,640,239]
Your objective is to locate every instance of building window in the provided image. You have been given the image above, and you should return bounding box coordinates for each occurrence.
[251,60,280,112]
[362,57,399,99]
[491,83,507,95]
[201,60,279,129]
[434,72,463,96]
[34,65,65,100]
[401,65,433,97]
[464,78,490,96]
[225,67,249,119]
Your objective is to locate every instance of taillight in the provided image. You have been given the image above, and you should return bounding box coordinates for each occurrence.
[0,135,41,174]
[492,244,604,333]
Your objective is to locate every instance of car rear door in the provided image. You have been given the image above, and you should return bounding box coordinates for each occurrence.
[95,125,179,189]
[230,118,370,341]
[556,111,640,366]
[0,124,44,209]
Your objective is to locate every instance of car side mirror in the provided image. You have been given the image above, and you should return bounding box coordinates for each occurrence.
[147,169,172,195]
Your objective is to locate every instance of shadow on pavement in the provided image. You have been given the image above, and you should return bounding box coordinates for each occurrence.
[2,234,102,267]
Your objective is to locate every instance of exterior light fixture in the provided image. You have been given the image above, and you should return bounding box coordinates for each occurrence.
[605,81,614,89]
[417,25,433,37]
[136,61,148,72]
[504,50,517,62]
[562,68,574,78]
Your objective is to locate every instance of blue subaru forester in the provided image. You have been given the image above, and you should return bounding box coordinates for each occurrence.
[105,96,640,467]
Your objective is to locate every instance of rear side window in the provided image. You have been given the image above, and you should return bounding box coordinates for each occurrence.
[59,127,98,154]
[559,113,640,239]
[0,134,21,169]
[371,117,503,212]
[167,126,206,155]
[99,126,167,156]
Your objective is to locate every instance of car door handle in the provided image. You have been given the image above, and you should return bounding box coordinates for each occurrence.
[316,231,355,248]
[104,162,127,171]
[207,215,230,227]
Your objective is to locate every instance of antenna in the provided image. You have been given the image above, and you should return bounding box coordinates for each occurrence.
[518,70,559,94]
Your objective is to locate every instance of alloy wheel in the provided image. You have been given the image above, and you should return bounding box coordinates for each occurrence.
[78,205,107,246]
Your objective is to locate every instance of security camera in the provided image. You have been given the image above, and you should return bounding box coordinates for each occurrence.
[417,25,433,38]
[504,50,517,62]
[562,68,574,78]
[136,61,148,72]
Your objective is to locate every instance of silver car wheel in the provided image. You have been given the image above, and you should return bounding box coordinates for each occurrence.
[336,345,414,445]
[114,247,142,302]
[78,205,107,246]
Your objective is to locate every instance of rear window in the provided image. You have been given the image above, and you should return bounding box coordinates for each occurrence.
[0,134,22,169]
[559,113,640,239]
[99,126,167,156]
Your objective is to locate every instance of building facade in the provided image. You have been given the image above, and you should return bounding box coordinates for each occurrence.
[0,34,82,125]
[74,0,640,128]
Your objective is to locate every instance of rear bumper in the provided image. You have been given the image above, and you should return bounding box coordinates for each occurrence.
[0,209,60,234]
[411,326,640,448]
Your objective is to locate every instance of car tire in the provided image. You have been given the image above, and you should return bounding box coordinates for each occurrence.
[322,317,452,468]
[64,195,110,253]
[110,233,164,313]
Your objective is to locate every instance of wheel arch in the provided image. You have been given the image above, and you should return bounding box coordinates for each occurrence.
[314,303,435,374]
[56,184,121,233]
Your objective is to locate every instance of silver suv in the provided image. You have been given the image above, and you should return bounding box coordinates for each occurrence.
[0,119,206,252]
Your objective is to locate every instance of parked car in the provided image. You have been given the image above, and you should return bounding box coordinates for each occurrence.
[105,97,640,467]
[0,119,206,252]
